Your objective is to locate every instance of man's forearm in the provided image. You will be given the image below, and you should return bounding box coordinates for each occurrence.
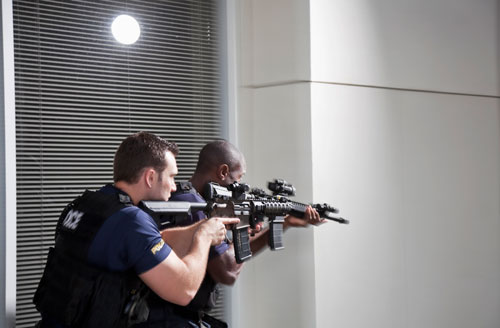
[249,221,296,255]
[140,228,213,306]
[161,220,205,258]
[207,246,243,285]
[179,227,212,278]
[249,227,270,255]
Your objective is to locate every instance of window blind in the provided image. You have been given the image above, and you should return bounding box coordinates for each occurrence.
[13,0,224,326]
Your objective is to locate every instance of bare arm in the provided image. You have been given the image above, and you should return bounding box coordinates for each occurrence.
[160,220,204,258]
[206,229,268,286]
[139,217,239,305]
[250,206,322,255]
[249,227,271,255]
[207,245,243,285]
[207,220,302,282]
[203,207,323,286]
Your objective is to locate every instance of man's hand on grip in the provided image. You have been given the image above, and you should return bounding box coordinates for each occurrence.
[198,217,239,246]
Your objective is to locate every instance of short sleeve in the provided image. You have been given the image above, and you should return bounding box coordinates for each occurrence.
[122,207,172,274]
[88,206,171,274]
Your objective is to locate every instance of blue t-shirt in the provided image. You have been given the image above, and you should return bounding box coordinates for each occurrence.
[169,188,229,258]
[87,185,171,274]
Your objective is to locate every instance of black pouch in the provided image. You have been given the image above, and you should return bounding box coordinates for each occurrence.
[34,247,147,328]
[81,269,149,327]
[82,272,128,327]
[33,247,96,326]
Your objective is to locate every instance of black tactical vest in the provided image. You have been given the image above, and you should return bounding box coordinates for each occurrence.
[174,182,220,311]
[33,189,149,328]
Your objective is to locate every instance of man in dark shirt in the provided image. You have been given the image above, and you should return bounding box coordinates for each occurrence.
[163,140,323,327]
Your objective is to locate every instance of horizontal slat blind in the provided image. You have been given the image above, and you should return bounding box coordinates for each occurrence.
[13,0,223,326]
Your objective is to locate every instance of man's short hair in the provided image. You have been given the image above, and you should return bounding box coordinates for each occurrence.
[113,131,178,183]
[195,140,242,174]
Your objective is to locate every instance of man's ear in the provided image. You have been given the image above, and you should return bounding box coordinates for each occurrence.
[144,168,156,188]
[217,164,230,181]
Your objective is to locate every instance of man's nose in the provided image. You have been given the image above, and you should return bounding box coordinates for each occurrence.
[171,180,177,192]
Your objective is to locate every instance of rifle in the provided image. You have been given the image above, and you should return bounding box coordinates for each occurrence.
[202,181,294,263]
[251,179,349,224]
[139,184,292,263]
[140,179,348,263]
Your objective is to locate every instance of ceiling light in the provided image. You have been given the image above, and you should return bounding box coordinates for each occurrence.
[111,14,141,45]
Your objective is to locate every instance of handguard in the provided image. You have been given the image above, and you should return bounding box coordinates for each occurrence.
[203,182,294,262]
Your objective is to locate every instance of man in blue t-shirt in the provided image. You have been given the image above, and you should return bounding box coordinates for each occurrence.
[33,132,239,328]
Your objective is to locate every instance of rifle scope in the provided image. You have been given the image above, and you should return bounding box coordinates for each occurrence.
[268,178,296,196]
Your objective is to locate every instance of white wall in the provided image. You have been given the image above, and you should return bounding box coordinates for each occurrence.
[236,84,317,328]
[231,1,317,327]
[312,84,500,328]
[310,0,500,327]
[310,0,500,96]
[248,0,310,85]
[233,0,500,327]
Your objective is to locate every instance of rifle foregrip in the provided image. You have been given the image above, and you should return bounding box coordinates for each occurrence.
[232,227,252,263]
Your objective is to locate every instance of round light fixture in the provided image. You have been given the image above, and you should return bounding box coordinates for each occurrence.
[111,14,141,45]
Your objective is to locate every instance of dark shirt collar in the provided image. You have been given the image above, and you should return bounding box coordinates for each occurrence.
[99,183,133,205]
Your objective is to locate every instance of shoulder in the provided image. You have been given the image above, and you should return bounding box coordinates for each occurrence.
[90,205,161,257]
[169,182,207,224]
[112,205,158,233]
[121,207,172,273]
[170,181,205,203]
[90,205,159,250]
[94,205,171,273]
[87,205,165,270]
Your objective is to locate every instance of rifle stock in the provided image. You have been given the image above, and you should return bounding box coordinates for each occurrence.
[139,201,208,229]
